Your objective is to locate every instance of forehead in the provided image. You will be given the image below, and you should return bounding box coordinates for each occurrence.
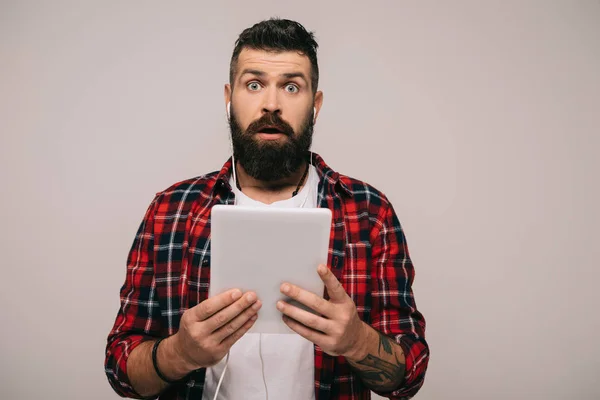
[234,48,311,79]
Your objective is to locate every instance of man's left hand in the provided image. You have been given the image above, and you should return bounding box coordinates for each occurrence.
[277,264,369,361]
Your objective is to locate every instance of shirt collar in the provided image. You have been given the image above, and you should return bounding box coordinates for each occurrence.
[213,151,352,197]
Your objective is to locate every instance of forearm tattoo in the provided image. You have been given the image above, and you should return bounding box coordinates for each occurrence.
[349,331,406,391]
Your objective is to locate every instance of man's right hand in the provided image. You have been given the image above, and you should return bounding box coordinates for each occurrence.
[170,288,262,372]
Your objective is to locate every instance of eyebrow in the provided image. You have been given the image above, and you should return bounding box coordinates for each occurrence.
[239,69,309,84]
[281,72,308,83]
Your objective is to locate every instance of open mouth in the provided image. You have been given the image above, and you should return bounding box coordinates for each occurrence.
[258,126,284,134]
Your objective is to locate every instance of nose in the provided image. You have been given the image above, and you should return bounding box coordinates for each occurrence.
[262,86,281,115]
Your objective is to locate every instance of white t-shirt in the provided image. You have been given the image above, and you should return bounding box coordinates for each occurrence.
[202,165,319,400]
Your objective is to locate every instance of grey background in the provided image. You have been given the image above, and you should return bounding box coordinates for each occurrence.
[1,1,599,399]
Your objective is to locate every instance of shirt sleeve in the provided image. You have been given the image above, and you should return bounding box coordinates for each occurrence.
[104,195,163,399]
[368,200,430,399]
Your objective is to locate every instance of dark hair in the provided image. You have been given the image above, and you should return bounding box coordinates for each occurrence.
[230,18,319,94]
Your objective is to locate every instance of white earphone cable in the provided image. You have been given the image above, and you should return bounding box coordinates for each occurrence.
[259,334,269,400]
[212,352,230,400]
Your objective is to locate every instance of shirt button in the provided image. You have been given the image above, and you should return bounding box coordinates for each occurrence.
[202,259,209,266]
[333,256,339,268]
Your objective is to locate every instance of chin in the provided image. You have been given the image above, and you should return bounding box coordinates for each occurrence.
[254,136,287,146]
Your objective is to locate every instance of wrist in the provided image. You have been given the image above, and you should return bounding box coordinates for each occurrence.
[344,321,374,362]
[160,334,196,379]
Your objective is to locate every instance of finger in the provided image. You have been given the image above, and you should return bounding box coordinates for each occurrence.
[214,299,262,342]
[276,300,331,334]
[220,314,258,349]
[280,282,334,318]
[194,288,243,321]
[205,292,259,332]
[317,264,348,302]
[282,315,328,346]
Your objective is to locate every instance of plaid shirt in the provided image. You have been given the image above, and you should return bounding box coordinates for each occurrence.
[105,152,429,400]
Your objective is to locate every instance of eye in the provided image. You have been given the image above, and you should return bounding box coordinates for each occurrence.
[247,82,261,91]
[284,84,299,94]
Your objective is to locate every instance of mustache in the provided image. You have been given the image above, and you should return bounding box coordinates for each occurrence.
[245,112,295,136]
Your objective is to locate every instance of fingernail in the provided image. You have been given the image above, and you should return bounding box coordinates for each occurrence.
[231,290,242,300]
[318,264,327,274]
[251,315,258,321]
[276,301,284,310]
[281,284,290,294]
[247,292,256,302]
[252,301,261,310]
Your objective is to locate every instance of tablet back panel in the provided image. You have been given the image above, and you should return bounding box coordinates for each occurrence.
[210,205,332,334]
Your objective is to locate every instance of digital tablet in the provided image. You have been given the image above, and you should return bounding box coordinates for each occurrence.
[209,205,332,334]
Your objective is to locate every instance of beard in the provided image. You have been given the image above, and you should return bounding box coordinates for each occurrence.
[228,104,314,182]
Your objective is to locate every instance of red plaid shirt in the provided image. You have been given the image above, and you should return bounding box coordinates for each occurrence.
[105,152,429,399]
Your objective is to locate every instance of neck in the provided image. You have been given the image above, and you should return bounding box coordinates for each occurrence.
[235,161,309,193]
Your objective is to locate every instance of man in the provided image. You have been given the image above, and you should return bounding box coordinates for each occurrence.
[105,18,429,400]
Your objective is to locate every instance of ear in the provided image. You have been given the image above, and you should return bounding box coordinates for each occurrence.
[313,90,324,122]
[224,83,232,112]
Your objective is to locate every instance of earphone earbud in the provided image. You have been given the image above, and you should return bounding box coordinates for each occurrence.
[227,102,231,119]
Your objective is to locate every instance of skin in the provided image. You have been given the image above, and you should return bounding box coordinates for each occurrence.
[278,264,407,392]
[125,48,405,397]
[225,48,323,204]
[127,289,262,397]
[222,49,408,391]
